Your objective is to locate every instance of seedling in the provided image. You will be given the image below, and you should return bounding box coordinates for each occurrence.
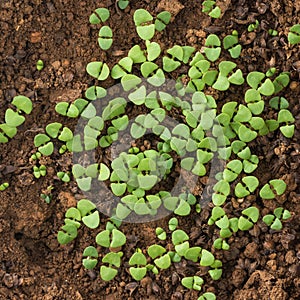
[36,59,44,71]
[248,20,259,32]
[288,24,300,44]
[213,238,230,250]
[33,165,47,178]
[57,171,71,183]
[234,176,259,198]
[172,229,189,256]
[184,246,202,262]
[98,26,113,50]
[0,182,9,191]
[208,259,222,280]
[82,246,98,269]
[204,34,221,62]
[202,1,221,18]
[238,206,259,230]
[100,252,123,281]
[40,193,52,204]
[269,96,289,110]
[223,32,242,58]
[77,199,100,229]
[156,227,167,240]
[134,9,155,40]
[155,11,171,31]
[129,251,147,281]
[96,228,126,248]
[89,7,110,24]
[277,109,295,138]
[55,102,80,118]
[259,179,286,199]
[263,207,291,230]
[57,223,78,245]
[268,29,278,36]
[86,61,110,80]
[147,244,171,269]
[168,217,178,231]
[181,276,204,291]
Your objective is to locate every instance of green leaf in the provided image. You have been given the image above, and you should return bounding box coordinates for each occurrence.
[12,95,33,114]
[100,266,118,281]
[5,109,25,127]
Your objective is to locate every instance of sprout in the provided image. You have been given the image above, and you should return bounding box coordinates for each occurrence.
[89,7,110,24]
[168,217,178,231]
[33,165,47,178]
[259,179,287,199]
[86,61,110,80]
[288,24,300,44]
[0,182,9,191]
[278,109,295,138]
[238,206,259,230]
[77,199,100,229]
[57,223,78,245]
[235,176,259,198]
[155,11,171,31]
[198,292,216,300]
[98,26,113,50]
[36,59,44,71]
[263,207,291,230]
[202,1,221,18]
[248,20,259,32]
[134,9,155,40]
[223,33,242,58]
[181,276,204,291]
[82,246,98,269]
[100,252,123,281]
[96,228,126,248]
[147,244,171,269]
[129,251,147,281]
[204,34,221,62]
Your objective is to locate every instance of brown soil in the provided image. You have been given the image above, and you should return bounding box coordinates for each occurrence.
[0,0,299,299]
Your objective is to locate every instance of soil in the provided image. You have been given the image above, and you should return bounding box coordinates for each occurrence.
[0,0,299,299]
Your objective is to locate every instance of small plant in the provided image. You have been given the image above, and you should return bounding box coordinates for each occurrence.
[147,244,171,269]
[36,59,44,71]
[98,26,113,50]
[288,24,300,44]
[198,292,216,300]
[202,1,221,18]
[100,252,123,281]
[223,31,242,58]
[203,34,221,62]
[33,165,47,179]
[248,20,259,32]
[134,9,155,40]
[57,171,71,183]
[238,207,259,230]
[82,246,98,269]
[129,251,147,281]
[0,182,9,191]
[263,207,291,230]
[96,228,126,248]
[259,179,287,199]
[89,8,110,24]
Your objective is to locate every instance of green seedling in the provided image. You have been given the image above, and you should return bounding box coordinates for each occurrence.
[223,32,242,58]
[96,228,126,248]
[259,179,286,199]
[184,246,202,262]
[223,159,243,182]
[86,61,110,80]
[268,29,278,36]
[55,102,80,118]
[57,171,71,183]
[33,165,47,178]
[202,1,221,18]
[40,192,52,204]
[198,292,216,300]
[288,24,300,44]
[117,0,129,10]
[36,59,44,71]
[263,207,291,230]
[82,246,98,269]
[129,251,147,281]
[213,238,230,250]
[238,206,259,230]
[243,154,259,174]
[277,109,295,138]
[0,182,9,191]
[172,229,189,256]
[168,217,178,231]
[269,96,289,110]
[147,244,171,269]
[208,259,223,280]
[246,71,275,96]
[98,26,113,50]
[234,176,259,198]
[204,34,221,62]
[155,11,171,31]
[212,180,230,206]
[273,72,290,94]
[89,7,110,24]
[134,9,155,40]
[155,227,167,240]
[181,276,204,291]
[100,252,123,281]
[77,199,100,229]
[248,20,259,32]
[57,223,78,245]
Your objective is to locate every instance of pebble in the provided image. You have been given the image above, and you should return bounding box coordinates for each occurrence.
[51,60,61,70]
[30,32,42,43]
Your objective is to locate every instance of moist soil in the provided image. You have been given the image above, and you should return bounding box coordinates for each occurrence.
[0,0,299,299]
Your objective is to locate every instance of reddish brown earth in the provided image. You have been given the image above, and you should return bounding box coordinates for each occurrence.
[0,0,299,299]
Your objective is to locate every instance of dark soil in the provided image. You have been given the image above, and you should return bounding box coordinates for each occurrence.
[0,0,299,299]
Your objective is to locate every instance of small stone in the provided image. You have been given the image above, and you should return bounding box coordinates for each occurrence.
[30,32,42,43]
[51,60,61,70]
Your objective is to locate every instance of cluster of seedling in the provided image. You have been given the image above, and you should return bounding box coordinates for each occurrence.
[12,5,295,298]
